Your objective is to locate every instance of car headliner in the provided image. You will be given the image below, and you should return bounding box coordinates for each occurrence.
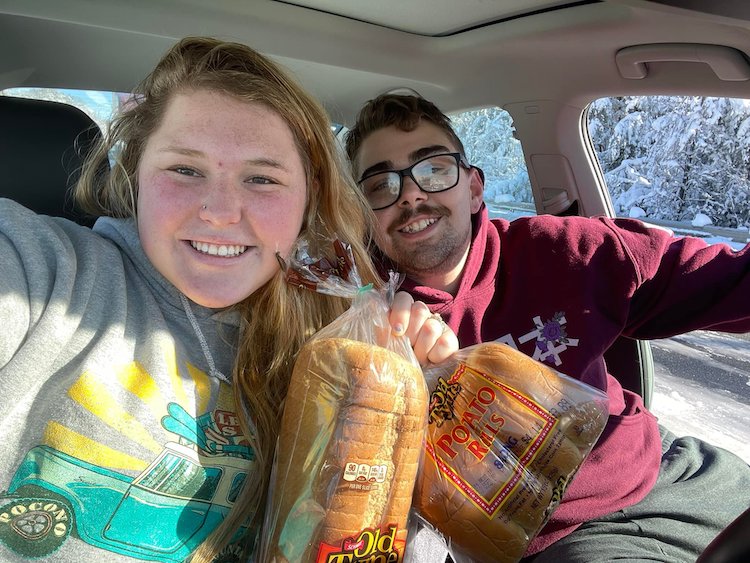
[2,0,750,126]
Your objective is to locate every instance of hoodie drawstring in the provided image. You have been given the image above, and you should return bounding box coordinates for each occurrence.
[179,293,231,385]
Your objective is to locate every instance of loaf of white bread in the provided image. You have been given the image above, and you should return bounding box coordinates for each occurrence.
[415,342,609,563]
[263,337,428,562]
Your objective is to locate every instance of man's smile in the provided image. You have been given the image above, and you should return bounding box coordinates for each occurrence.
[399,217,439,234]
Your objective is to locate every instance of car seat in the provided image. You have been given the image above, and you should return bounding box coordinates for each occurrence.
[0,95,103,226]
[697,506,750,563]
[603,336,654,408]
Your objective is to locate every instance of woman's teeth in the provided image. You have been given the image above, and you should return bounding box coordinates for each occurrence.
[191,241,247,257]
[401,217,437,234]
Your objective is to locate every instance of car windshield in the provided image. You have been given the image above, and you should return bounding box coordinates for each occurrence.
[137,453,222,501]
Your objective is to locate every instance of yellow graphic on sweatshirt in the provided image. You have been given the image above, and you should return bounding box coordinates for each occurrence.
[44,421,149,470]
[42,347,232,472]
[115,361,171,424]
[186,362,212,414]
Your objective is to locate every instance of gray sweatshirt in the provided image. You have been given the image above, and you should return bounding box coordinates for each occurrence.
[0,199,253,562]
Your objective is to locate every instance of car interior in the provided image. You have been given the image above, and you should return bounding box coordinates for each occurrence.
[1,1,749,559]
[0,96,100,226]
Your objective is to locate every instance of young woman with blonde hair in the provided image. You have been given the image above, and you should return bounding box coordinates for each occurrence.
[0,37,455,562]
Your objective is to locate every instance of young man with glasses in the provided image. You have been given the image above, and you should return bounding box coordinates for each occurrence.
[345,93,750,562]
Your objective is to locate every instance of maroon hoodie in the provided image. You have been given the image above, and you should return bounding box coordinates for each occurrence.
[380,205,750,555]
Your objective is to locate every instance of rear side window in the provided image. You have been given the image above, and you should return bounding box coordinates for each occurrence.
[0,87,127,132]
[450,107,534,219]
[2,87,135,166]
[588,96,750,246]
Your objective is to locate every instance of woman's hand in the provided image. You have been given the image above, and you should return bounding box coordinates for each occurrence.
[389,291,458,366]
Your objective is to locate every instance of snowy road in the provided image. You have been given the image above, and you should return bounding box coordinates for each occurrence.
[649,331,750,464]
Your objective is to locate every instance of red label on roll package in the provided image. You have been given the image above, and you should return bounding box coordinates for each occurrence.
[426,364,557,518]
[315,524,405,562]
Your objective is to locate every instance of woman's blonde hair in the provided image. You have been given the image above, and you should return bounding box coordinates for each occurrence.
[75,36,379,562]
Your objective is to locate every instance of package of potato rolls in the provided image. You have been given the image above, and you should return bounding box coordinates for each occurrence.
[259,237,429,563]
[414,342,609,563]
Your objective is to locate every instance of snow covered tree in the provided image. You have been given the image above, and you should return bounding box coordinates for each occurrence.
[589,96,750,228]
[451,108,533,205]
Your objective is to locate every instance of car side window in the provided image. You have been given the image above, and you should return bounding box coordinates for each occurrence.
[588,95,750,246]
[450,107,534,218]
[0,87,126,132]
[587,95,750,464]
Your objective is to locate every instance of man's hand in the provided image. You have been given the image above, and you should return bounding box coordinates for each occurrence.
[389,291,458,365]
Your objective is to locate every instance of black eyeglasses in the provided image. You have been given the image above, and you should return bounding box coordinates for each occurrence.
[357,152,471,210]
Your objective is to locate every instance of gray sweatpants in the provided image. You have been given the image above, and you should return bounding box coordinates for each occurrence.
[525,426,750,563]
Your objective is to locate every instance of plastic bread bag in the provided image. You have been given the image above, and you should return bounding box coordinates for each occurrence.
[411,342,609,563]
[258,237,429,563]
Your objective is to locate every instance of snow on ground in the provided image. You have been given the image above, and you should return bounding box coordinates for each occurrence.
[691,212,713,227]
[649,332,750,464]
[651,374,750,463]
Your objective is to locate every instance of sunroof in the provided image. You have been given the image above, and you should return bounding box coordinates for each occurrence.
[273,0,585,36]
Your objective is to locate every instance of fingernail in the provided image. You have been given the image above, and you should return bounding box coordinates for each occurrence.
[393,324,404,335]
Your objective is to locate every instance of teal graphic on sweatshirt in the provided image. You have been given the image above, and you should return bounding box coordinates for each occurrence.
[0,399,254,561]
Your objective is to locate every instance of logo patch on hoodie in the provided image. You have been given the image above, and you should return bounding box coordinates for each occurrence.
[499,312,579,366]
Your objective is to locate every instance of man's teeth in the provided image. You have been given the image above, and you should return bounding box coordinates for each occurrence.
[401,218,437,234]
[191,241,248,257]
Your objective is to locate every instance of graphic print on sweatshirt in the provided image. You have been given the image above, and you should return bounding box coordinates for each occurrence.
[498,312,579,366]
[0,360,254,562]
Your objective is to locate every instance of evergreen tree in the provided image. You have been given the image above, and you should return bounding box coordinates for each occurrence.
[590,96,750,228]
[452,108,533,205]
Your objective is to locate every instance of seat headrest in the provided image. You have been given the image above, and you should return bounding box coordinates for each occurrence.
[0,95,104,226]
